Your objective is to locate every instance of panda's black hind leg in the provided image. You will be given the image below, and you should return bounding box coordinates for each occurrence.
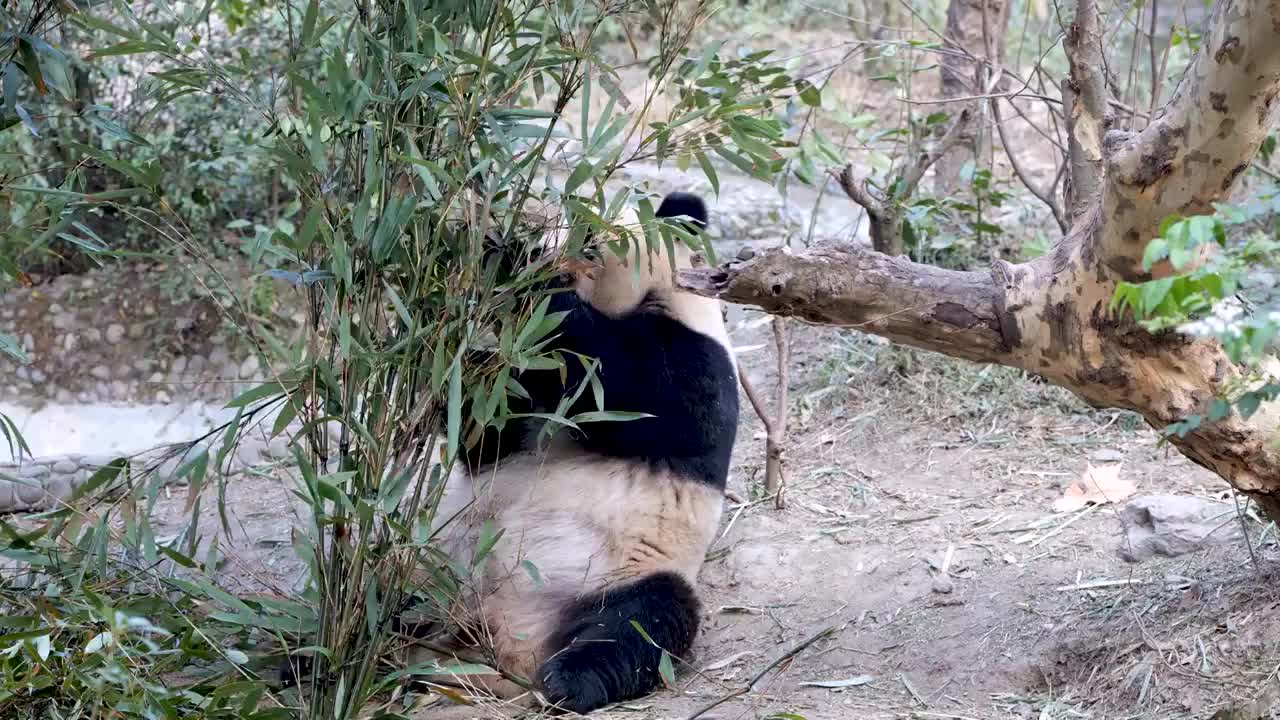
[536,571,700,714]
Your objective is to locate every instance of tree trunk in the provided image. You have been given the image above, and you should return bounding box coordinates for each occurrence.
[682,0,1280,520]
[934,0,1009,195]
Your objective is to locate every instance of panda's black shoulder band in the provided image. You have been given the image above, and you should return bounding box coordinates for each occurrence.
[656,192,708,230]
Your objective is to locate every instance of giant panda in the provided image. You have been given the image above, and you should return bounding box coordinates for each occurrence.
[427,191,738,714]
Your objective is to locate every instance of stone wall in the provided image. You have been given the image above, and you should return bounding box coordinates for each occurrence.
[0,262,302,404]
[0,428,303,513]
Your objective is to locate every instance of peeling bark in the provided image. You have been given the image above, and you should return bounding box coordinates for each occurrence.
[678,0,1280,520]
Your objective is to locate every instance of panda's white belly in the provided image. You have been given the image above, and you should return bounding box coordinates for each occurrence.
[436,445,725,594]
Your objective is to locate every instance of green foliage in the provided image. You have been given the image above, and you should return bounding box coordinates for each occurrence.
[1112,206,1280,437]
[0,0,800,717]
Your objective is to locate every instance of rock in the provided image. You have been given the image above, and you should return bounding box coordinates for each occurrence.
[0,480,15,510]
[29,368,45,384]
[239,355,260,378]
[106,324,126,343]
[737,246,756,261]
[52,313,74,330]
[148,372,164,383]
[264,436,291,459]
[45,476,72,503]
[85,327,102,343]
[22,333,33,351]
[1090,448,1125,463]
[52,459,78,474]
[14,476,44,505]
[931,576,955,594]
[128,323,145,339]
[18,463,49,480]
[14,367,28,382]
[54,389,73,403]
[156,390,171,403]
[209,347,230,367]
[143,302,156,316]
[170,356,188,376]
[1119,495,1245,562]
[63,334,77,351]
[90,365,111,380]
[134,358,153,373]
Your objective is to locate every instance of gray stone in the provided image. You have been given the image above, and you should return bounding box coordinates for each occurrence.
[79,455,117,472]
[18,463,49,480]
[134,359,154,373]
[29,368,45,384]
[67,468,88,489]
[264,436,291,459]
[85,328,102,343]
[143,302,156,316]
[90,365,111,380]
[1119,495,1245,562]
[80,278,94,289]
[234,439,263,468]
[0,480,15,510]
[14,367,28,382]
[128,323,145,339]
[0,308,11,320]
[49,303,62,315]
[110,380,129,397]
[54,389,73,403]
[52,313,73,330]
[14,477,43,505]
[157,454,181,478]
[52,460,77,474]
[45,476,72,503]
[148,372,164,383]
[170,356,188,376]
[106,324,126,344]
[156,390,171,403]
[1090,448,1125,463]
[187,356,206,374]
[209,347,230,367]
[63,334,77,351]
[239,355,260,378]
[21,333,33,351]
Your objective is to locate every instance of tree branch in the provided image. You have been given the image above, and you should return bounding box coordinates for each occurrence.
[680,245,1011,364]
[834,108,972,255]
[991,96,1068,233]
[1062,0,1110,219]
[1102,0,1280,275]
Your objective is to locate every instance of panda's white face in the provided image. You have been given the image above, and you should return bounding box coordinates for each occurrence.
[537,201,735,371]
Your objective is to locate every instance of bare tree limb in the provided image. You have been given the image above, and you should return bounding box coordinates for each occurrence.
[1102,0,1280,275]
[991,96,1069,232]
[834,108,973,255]
[1062,0,1110,218]
[768,318,790,510]
[680,245,1011,364]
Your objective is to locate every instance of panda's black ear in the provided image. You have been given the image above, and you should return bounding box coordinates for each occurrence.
[656,192,708,230]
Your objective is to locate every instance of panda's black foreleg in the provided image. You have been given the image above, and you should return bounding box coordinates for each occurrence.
[536,571,700,714]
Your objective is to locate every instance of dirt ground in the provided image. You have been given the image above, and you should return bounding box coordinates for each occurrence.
[142,305,1280,720]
